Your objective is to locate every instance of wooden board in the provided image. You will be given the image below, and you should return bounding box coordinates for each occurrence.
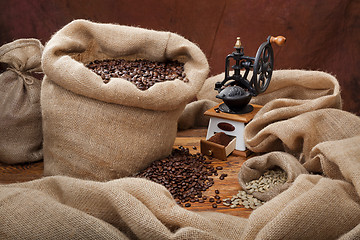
[0,161,43,184]
[0,127,252,218]
[204,103,262,123]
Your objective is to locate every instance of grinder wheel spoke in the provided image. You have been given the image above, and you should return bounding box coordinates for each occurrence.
[252,42,274,94]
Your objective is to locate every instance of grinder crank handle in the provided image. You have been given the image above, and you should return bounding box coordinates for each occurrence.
[270,36,286,46]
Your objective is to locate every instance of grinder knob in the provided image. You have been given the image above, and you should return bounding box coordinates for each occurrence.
[270,36,286,46]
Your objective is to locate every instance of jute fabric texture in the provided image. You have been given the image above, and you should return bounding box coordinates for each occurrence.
[0,176,248,239]
[0,38,43,164]
[1,69,359,237]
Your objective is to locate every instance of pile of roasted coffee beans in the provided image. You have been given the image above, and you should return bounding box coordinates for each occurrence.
[135,146,226,208]
[85,59,187,90]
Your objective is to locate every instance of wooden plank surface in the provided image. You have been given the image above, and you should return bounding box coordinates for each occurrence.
[0,161,43,184]
[0,128,252,218]
[204,103,262,123]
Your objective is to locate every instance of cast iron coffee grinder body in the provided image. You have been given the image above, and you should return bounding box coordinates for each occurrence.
[215,35,285,113]
[202,36,285,157]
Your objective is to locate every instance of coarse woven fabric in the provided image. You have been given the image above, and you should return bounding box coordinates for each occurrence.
[41,19,209,181]
[177,69,360,238]
[0,176,248,240]
[236,69,360,238]
[191,69,347,200]
[237,69,348,201]
[2,69,360,239]
[178,99,218,130]
[0,38,43,164]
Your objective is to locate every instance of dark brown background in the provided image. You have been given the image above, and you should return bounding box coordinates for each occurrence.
[1,0,359,114]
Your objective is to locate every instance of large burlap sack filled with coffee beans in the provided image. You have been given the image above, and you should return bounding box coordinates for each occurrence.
[0,39,43,164]
[41,19,209,181]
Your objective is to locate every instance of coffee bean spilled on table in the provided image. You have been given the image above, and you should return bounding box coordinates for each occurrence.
[85,59,187,90]
[135,146,225,208]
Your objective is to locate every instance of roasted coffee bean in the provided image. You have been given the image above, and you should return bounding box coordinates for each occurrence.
[135,147,215,205]
[215,190,220,194]
[216,166,223,170]
[214,195,220,199]
[209,198,215,202]
[216,199,222,204]
[185,203,191,207]
[219,173,228,180]
[85,59,186,90]
[212,203,218,208]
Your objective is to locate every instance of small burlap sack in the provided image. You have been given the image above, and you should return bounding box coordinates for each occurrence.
[238,151,308,202]
[41,19,209,181]
[0,39,43,164]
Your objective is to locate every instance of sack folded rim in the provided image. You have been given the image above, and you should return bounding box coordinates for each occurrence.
[42,19,209,111]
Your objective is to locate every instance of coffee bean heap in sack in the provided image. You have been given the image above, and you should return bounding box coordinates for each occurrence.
[136,146,225,207]
[86,59,187,90]
[223,169,287,209]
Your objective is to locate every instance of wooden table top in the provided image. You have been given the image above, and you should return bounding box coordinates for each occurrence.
[0,128,252,218]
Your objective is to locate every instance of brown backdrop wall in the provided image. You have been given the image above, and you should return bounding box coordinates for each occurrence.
[1,0,359,114]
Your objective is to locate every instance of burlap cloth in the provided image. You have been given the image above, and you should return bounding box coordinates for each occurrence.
[41,20,209,181]
[1,69,359,238]
[0,39,43,164]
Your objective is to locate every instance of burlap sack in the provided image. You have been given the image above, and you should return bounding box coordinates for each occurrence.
[238,151,308,202]
[41,20,209,181]
[245,70,342,154]
[178,99,218,130]
[0,39,43,164]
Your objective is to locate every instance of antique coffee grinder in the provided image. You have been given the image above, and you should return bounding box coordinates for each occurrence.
[201,35,286,159]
